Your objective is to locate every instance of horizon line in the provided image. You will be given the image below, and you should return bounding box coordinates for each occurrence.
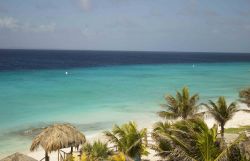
[0,48,250,54]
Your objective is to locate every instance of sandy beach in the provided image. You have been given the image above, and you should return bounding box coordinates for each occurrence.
[21,106,250,161]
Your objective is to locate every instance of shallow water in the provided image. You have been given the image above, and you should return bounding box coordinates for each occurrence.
[0,61,250,157]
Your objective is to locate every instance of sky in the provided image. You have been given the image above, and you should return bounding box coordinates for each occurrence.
[0,0,250,52]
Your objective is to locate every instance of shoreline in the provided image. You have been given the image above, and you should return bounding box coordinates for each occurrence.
[1,106,250,161]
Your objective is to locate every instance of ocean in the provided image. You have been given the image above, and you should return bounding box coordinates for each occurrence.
[0,49,250,157]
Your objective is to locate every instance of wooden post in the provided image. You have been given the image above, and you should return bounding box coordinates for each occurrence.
[58,150,59,161]
[45,152,49,161]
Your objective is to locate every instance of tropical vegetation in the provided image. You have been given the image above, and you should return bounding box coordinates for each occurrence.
[103,121,148,161]
[151,118,248,161]
[239,88,250,107]
[158,86,201,120]
[205,96,250,139]
[109,152,127,161]
[81,140,113,161]
[151,121,172,159]
[205,96,238,138]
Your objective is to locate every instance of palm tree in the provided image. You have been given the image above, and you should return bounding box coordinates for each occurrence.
[109,152,127,161]
[158,86,201,120]
[205,96,242,139]
[152,118,247,161]
[239,88,250,107]
[151,122,172,159]
[104,121,148,161]
[81,140,113,161]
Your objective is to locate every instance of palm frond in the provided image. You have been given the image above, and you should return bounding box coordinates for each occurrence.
[157,111,178,119]
[239,88,250,107]
[214,133,247,161]
[159,87,200,120]
[104,121,147,160]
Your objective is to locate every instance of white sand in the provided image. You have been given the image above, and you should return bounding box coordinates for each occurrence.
[205,111,250,128]
[5,106,250,161]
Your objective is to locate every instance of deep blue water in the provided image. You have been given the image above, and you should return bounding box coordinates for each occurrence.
[1,49,250,71]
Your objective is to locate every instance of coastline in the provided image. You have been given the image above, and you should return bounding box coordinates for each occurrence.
[1,104,249,161]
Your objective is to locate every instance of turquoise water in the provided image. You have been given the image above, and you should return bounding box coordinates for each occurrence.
[0,62,250,157]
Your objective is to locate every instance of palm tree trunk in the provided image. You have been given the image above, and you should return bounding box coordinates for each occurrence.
[70,146,73,154]
[221,124,225,139]
[45,152,49,161]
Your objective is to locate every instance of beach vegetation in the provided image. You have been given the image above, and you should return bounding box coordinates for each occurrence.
[239,88,250,107]
[205,96,248,138]
[151,121,172,159]
[109,152,127,161]
[80,140,113,161]
[151,117,248,161]
[64,155,75,161]
[225,125,250,134]
[158,86,201,120]
[104,121,148,161]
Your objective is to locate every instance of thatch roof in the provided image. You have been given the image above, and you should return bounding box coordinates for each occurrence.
[30,124,86,153]
[0,152,37,161]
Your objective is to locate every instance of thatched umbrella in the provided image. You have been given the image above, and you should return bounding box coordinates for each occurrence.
[0,152,37,161]
[30,124,86,161]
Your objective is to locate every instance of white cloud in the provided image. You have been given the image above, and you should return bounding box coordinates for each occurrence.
[0,17,19,30]
[0,16,56,33]
[22,23,56,33]
[36,23,56,32]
